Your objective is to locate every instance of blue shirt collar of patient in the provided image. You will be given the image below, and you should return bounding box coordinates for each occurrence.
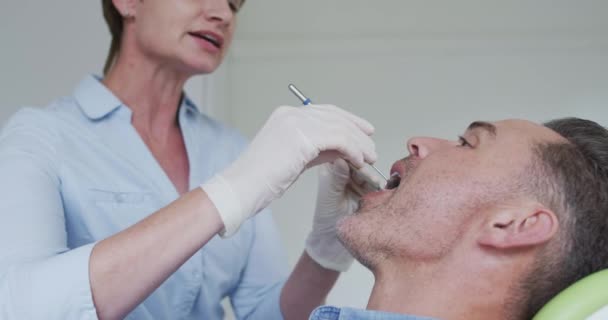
[309,306,438,320]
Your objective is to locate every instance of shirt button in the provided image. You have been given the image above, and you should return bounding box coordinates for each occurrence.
[114,193,126,203]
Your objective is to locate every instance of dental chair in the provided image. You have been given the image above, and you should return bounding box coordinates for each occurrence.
[534,269,608,320]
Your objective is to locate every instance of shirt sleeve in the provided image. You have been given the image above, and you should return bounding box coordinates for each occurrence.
[0,109,98,320]
[230,209,289,320]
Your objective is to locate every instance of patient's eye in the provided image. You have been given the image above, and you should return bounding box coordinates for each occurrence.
[228,0,242,13]
[458,136,472,148]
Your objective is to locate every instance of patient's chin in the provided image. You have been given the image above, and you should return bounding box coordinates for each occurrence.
[337,214,383,270]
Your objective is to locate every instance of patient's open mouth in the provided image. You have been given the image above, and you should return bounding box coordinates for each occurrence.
[385,172,401,190]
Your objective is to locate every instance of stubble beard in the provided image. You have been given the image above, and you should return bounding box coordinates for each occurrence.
[337,197,404,271]
[336,157,423,270]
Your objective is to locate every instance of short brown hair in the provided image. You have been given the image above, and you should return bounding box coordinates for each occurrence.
[521,118,608,318]
[102,0,123,74]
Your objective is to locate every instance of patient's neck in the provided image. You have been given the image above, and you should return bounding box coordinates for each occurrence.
[366,258,516,320]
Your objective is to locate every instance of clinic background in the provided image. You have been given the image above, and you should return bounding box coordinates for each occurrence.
[1,0,607,318]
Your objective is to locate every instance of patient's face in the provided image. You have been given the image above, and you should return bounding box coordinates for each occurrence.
[338,119,565,269]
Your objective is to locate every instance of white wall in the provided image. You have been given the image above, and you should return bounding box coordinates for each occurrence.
[2,0,608,318]
[0,1,209,120]
[224,0,608,311]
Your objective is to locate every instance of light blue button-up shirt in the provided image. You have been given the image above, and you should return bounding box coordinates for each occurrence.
[0,75,288,319]
[309,306,438,320]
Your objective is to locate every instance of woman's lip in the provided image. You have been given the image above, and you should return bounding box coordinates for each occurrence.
[188,30,224,47]
[189,34,221,53]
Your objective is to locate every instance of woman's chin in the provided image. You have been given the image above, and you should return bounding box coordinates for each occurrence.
[187,54,224,74]
[191,62,220,75]
[172,55,222,76]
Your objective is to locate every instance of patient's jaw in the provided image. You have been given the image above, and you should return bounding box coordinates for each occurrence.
[337,119,566,319]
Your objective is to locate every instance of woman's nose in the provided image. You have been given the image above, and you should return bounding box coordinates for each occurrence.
[203,0,234,25]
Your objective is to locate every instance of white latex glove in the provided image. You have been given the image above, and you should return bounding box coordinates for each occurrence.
[305,159,384,271]
[306,159,357,272]
[202,104,377,237]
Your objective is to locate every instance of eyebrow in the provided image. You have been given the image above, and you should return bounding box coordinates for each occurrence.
[467,121,497,137]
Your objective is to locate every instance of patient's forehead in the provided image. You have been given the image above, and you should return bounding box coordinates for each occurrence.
[491,119,568,144]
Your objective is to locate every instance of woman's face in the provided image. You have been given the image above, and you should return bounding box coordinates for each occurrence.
[130,0,241,75]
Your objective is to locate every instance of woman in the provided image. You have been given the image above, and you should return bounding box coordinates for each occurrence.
[0,0,377,319]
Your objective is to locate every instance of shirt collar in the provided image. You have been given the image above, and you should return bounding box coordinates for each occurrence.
[310,306,438,320]
[73,74,123,120]
[73,74,201,120]
[180,94,200,116]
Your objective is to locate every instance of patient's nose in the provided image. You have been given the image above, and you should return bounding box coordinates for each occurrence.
[407,137,444,159]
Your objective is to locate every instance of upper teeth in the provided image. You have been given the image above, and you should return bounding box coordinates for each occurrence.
[202,34,217,42]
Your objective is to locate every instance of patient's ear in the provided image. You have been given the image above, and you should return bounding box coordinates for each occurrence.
[477,204,559,249]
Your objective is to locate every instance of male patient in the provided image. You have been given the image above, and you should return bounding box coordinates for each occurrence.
[310,117,608,320]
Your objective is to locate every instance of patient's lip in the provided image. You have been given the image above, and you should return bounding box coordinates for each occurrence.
[361,187,389,202]
[390,160,406,178]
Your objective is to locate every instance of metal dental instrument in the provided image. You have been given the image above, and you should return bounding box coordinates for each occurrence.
[288,84,388,191]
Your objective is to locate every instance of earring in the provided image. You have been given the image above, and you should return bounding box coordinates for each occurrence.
[123,10,133,19]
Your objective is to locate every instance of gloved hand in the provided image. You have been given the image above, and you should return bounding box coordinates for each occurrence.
[305,159,383,271]
[202,104,377,237]
[306,159,357,272]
